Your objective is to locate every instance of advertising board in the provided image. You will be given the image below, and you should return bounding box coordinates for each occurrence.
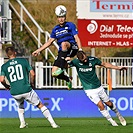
[0,90,132,118]
[76,0,133,47]
[78,19,133,47]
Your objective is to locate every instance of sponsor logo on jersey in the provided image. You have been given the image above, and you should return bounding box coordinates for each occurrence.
[79,68,92,72]
[56,29,68,36]
[89,63,92,66]
[89,58,94,60]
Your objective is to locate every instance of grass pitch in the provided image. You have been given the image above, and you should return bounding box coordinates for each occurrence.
[0,117,132,133]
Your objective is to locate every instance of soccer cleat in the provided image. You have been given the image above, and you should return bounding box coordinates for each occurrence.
[52,68,63,77]
[51,123,60,128]
[20,122,28,128]
[66,76,73,90]
[66,81,72,90]
[110,120,118,126]
[118,115,126,126]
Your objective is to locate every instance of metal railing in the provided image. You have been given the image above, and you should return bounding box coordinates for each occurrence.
[9,0,59,60]
[1,16,12,43]
[35,57,133,89]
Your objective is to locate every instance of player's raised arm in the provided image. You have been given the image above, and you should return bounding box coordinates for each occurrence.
[74,34,82,50]
[32,38,55,56]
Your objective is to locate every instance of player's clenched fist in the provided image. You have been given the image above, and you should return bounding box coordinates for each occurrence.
[32,50,40,56]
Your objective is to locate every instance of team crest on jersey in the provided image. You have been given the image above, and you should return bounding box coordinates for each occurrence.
[65,27,68,29]
[89,63,92,67]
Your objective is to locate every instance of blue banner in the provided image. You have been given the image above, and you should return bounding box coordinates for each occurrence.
[0,89,132,118]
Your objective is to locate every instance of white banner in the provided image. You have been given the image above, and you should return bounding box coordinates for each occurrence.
[76,0,133,20]
[76,0,133,47]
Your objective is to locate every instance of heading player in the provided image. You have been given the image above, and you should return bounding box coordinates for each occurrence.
[32,5,82,90]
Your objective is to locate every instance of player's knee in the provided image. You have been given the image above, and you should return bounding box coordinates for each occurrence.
[37,102,44,109]
[61,42,70,50]
[97,101,105,110]
[52,68,63,77]
[105,100,113,108]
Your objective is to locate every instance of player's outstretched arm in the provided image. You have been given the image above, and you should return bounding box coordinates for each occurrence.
[32,38,55,56]
[101,62,127,71]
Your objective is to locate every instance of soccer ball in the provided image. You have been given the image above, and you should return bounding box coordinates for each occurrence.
[55,5,67,17]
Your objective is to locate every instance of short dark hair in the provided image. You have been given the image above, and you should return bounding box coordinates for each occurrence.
[77,51,86,61]
[5,46,15,53]
[5,46,15,57]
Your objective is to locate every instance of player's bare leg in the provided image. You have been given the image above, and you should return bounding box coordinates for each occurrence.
[52,41,70,72]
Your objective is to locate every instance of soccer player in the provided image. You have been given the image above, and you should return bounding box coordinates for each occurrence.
[32,5,82,90]
[0,46,59,129]
[67,51,127,126]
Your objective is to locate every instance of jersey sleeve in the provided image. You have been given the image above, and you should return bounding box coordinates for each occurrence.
[50,27,56,39]
[94,57,102,65]
[70,22,78,36]
[0,65,5,76]
[24,59,33,72]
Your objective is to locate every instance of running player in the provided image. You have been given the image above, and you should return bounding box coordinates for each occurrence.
[67,51,127,126]
[32,5,82,90]
[0,46,59,129]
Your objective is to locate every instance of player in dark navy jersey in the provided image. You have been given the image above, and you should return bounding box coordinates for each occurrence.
[32,5,82,90]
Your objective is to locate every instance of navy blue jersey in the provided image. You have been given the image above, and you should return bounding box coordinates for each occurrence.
[50,22,78,51]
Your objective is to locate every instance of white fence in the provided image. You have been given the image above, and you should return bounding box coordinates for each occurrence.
[101,57,133,88]
[35,57,133,89]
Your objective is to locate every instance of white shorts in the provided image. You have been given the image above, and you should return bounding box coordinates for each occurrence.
[12,89,40,108]
[84,86,109,105]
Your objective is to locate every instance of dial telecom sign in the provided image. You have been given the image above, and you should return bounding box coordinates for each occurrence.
[76,0,133,47]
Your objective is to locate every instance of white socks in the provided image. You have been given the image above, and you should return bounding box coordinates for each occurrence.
[111,103,121,117]
[40,106,56,125]
[18,106,56,126]
[100,109,113,122]
[18,108,25,123]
